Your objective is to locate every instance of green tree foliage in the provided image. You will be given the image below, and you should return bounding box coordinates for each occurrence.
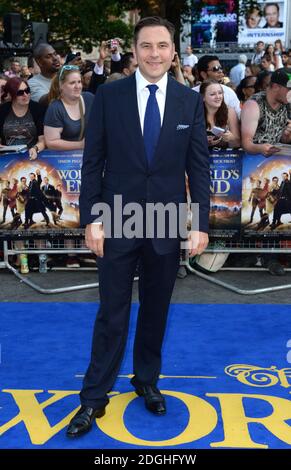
[0,0,192,53]
[0,0,134,52]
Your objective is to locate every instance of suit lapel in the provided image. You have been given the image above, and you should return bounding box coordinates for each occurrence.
[119,74,185,170]
[119,74,148,170]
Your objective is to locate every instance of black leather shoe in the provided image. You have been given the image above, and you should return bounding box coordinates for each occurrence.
[66,405,106,438]
[134,385,166,415]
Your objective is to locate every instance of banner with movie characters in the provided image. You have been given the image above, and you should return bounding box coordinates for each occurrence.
[1,149,291,241]
[209,149,243,239]
[0,150,83,240]
[241,153,291,237]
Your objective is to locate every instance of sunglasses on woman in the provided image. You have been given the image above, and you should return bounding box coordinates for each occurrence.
[59,65,80,82]
[16,87,31,96]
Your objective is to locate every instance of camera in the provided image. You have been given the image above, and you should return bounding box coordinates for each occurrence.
[107,39,118,50]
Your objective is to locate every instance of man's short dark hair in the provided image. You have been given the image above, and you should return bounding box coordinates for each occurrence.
[197,55,220,75]
[264,3,279,14]
[120,52,134,71]
[33,42,53,60]
[133,16,175,44]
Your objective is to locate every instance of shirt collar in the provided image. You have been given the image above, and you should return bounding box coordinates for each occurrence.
[135,67,168,95]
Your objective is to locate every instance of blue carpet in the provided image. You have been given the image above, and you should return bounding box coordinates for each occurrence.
[0,303,291,449]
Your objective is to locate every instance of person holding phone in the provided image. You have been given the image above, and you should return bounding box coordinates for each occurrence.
[200,79,240,149]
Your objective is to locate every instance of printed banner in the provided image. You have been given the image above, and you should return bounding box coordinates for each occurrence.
[238,0,287,46]
[209,150,243,239]
[0,150,83,240]
[242,153,291,237]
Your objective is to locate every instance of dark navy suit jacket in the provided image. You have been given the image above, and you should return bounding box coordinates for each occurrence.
[79,73,210,254]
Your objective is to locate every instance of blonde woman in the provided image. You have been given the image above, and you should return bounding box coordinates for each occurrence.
[44,65,94,150]
[44,65,94,267]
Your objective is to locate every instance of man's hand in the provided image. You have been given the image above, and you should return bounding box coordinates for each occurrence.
[85,223,105,257]
[171,52,181,70]
[282,119,291,139]
[98,41,110,65]
[188,230,209,257]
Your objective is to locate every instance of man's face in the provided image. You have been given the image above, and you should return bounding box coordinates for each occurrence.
[265,5,279,27]
[44,177,49,184]
[38,46,61,74]
[257,42,264,52]
[11,62,21,73]
[204,60,224,83]
[282,53,288,65]
[186,46,192,55]
[247,11,261,28]
[30,174,35,181]
[274,83,289,105]
[124,57,138,76]
[133,26,175,83]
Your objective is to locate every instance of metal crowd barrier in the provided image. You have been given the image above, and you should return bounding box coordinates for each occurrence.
[1,238,140,295]
[185,239,291,295]
[2,238,291,296]
[1,239,101,294]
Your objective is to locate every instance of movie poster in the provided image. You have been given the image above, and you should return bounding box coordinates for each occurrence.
[209,150,242,239]
[238,0,287,46]
[242,153,291,237]
[191,0,238,48]
[0,150,83,240]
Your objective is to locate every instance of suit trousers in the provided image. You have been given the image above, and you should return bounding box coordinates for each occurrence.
[80,238,180,408]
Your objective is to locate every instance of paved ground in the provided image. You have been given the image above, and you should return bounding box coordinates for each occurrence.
[1,266,291,303]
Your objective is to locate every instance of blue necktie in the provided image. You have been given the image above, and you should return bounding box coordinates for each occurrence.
[143,84,161,165]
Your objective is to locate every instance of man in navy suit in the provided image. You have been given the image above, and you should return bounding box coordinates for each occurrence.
[67,16,210,438]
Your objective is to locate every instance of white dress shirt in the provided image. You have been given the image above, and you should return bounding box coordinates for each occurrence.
[135,67,167,134]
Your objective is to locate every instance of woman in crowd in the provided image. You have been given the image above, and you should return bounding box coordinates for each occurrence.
[0,77,46,159]
[236,75,257,106]
[245,63,261,78]
[44,65,94,268]
[0,74,9,104]
[273,40,284,69]
[254,70,272,93]
[200,79,241,149]
[265,44,276,67]
[44,65,94,150]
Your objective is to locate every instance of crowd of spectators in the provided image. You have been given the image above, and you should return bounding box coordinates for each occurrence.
[1,37,291,275]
